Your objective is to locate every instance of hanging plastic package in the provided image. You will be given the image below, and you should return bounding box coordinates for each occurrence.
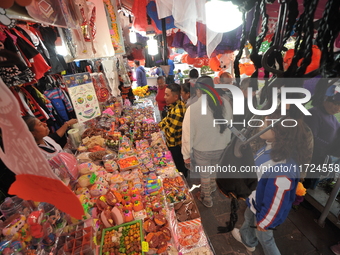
[90,72,110,103]
[73,0,114,59]
[80,1,96,42]
[25,0,78,28]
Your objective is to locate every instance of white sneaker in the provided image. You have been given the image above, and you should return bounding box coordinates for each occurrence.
[231,228,256,252]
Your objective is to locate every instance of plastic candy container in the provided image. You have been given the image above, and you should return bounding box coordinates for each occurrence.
[117,156,140,171]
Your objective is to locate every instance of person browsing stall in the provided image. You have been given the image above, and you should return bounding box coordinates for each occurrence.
[181,76,232,207]
[159,83,188,177]
[23,115,78,159]
[134,60,147,87]
[155,76,167,119]
[231,110,310,255]
[180,82,192,107]
[304,84,340,189]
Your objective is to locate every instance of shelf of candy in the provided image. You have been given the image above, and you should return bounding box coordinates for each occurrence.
[162,176,191,205]
[135,139,150,152]
[58,223,95,255]
[118,123,130,136]
[176,221,210,254]
[150,132,168,153]
[118,135,135,156]
[100,220,143,255]
[0,201,71,255]
[173,199,200,223]
[78,135,107,153]
[102,96,123,116]
[102,153,119,173]
[143,213,171,255]
[81,128,107,140]
[117,156,140,171]
[136,150,156,173]
[129,106,155,122]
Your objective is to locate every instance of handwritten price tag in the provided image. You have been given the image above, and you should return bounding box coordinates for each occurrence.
[142,241,149,252]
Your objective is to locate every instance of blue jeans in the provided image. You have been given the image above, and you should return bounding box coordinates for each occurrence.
[240,207,281,255]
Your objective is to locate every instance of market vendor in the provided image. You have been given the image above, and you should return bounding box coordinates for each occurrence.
[159,83,188,177]
[155,76,167,119]
[23,115,78,159]
[304,84,340,189]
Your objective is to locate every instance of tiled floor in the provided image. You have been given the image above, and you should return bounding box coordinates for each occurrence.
[187,178,340,255]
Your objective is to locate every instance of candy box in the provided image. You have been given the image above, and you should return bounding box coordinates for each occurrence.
[117,156,140,171]
[176,219,206,249]
[174,199,200,222]
[61,226,95,255]
[100,220,144,255]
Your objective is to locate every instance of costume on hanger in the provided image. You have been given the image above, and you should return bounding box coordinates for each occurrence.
[37,26,67,74]
[44,87,74,123]
[11,28,51,80]
[0,29,36,86]
[102,59,119,97]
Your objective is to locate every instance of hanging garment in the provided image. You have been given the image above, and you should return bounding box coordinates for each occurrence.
[16,24,51,65]
[9,87,29,116]
[0,30,36,86]
[44,87,74,122]
[147,1,176,31]
[11,28,51,80]
[37,26,66,74]
[0,63,36,87]
[132,0,148,32]
[155,0,173,19]
[102,59,119,97]
[18,91,34,116]
[24,85,54,121]
[20,86,48,122]
[171,0,205,46]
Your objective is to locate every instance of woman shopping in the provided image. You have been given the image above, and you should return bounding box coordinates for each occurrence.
[182,76,232,207]
[23,115,77,159]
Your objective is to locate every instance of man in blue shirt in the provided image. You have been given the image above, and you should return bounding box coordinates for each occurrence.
[166,59,175,84]
[134,60,147,87]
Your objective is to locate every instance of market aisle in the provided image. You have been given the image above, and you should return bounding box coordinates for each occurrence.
[187,178,340,255]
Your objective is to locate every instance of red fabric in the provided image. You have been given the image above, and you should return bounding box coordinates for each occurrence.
[151,20,162,34]
[9,174,84,220]
[167,33,175,47]
[335,34,340,48]
[155,86,167,111]
[197,22,207,45]
[283,45,321,73]
[20,86,47,122]
[132,48,145,60]
[132,0,148,32]
[11,28,51,80]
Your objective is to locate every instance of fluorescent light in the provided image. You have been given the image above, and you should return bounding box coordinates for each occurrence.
[147,37,158,55]
[56,45,68,56]
[205,0,243,33]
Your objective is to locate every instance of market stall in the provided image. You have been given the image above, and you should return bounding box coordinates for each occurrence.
[0,96,216,255]
[0,0,340,254]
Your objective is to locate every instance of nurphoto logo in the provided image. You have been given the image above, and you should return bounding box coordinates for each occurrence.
[200,84,311,128]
